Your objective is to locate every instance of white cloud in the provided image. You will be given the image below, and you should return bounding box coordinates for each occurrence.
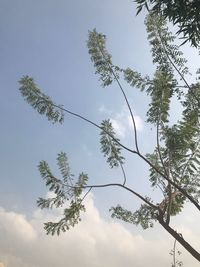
[99,105,144,138]
[110,118,125,138]
[0,207,37,242]
[98,105,112,115]
[128,114,144,132]
[0,196,199,267]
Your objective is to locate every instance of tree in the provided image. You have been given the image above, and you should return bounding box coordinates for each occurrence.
[135,0,200,47]
[19,14,200,263]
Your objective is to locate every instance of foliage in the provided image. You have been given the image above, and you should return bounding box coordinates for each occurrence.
[19,76,64,124]
[135,0,200,47]
[170,239,183,267]
[19,12,200,262]
[87,29,120,87]
[100,120,124,168]
[37,153,88,235]
[110,203,157,229]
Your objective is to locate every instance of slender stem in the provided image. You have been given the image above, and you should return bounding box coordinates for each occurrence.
[120,162,127,186]
[173,239,177,267]
[156,116,168,176]
[81,187,92,202]
[158,216,200,262]
[166,152,172,225]
[98,47,140,153]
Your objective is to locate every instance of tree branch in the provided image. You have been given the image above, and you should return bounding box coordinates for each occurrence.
[156,115,168,176]
[98,47,140,153]
[137,152,200,211]
[120,162,127,186]
[64,182,159,211]
[52,100,200,212]
[158,215,200,262]
[49,102,137,155]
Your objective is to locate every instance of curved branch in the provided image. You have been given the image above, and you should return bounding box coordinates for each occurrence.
[98,47,140,153]
[120,162,127,186]
[81,187,92,203]
[156,116,168,176]
[65,182,159,210]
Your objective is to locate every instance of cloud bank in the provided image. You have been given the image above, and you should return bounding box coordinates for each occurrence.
[0,195,199,267]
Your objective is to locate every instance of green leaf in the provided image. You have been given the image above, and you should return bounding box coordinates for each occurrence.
[87,29,119,87]
[100,119,124,168]
[19,76,64,124]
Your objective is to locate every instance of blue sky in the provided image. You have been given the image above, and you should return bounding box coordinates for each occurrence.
[1,1,200,267]
[0,0,152,214]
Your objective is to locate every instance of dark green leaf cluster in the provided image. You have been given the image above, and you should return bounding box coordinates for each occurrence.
[146,70,174,124]
[37,153,88,235]
[135,0,200,47]
[100,120,124,168]
[110,203,157,229]
[168,193,186,216]
[19,76,64,124]
[87,29,119,87]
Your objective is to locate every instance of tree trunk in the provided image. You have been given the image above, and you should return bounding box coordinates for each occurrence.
[158,216,200,262]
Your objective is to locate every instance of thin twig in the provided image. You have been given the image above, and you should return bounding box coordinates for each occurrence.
[156,115,168,176]
[81,187,92,203]
[120,162,127,186]
[98,47,140,153]
[173,239,177,267]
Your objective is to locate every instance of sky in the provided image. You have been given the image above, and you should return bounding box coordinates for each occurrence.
[0,0,200,266]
